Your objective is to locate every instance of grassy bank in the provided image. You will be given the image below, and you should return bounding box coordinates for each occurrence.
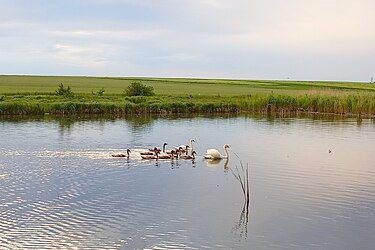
[1,75,375,117]
[1,92,375,117]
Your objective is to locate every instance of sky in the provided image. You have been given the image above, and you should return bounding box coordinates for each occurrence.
[1,0,374,81]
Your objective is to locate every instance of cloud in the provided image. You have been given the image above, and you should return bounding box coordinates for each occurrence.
[0,0,374,80]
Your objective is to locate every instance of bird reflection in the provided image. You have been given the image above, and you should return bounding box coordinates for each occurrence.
[191,159,196,167]
[154,161,160,168]
[170,159,180,169]
[204,158,229,172]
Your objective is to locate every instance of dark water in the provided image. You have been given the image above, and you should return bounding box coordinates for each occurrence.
[1,115,375,249]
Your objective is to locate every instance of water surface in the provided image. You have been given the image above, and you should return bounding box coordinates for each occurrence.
[1,115,375,249]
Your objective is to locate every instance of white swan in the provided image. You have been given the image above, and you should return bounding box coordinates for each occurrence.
[204,144,230,159]
[188,139,195,155]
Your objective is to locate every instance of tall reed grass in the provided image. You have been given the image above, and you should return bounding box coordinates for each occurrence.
[236,94,375,116]
[1,93,374,116]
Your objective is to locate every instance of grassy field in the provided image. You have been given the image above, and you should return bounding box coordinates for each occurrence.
[1,75,375,116]
[2,75,375,95]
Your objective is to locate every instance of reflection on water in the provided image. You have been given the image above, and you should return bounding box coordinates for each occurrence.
[228,154,251,241]
[232,200,250,240]
[204,158,230,173]
[1,114,375,249]
[230,160,251,241]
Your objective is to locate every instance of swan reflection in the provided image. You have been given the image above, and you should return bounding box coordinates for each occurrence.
[204,158,229,172]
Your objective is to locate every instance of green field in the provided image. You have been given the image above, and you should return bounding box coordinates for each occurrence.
[1,75,375,95]
[1,75,375,116]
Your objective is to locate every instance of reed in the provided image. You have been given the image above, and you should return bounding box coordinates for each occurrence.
[230,154,250,238]
[1,93,375,116]
[0,102,45,115]
[235,93,375,116]
[51,102,121,115]
[230,154,250,206]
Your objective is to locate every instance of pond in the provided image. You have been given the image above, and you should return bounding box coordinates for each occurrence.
[1,114,375,249]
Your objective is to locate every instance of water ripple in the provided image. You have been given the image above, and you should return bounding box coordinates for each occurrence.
[1,117,375,249]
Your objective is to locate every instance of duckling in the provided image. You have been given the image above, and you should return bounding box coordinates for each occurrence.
[180,150,197,160]
[141,150,160,160]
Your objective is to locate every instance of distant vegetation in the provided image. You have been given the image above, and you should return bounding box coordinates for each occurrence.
[124,81,154,96]
[55,83,74,97]
[0,75,375,117]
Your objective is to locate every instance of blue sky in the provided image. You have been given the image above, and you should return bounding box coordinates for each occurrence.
[1,0,374,81]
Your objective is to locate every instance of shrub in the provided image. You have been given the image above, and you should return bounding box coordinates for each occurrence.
[124,82,154,96]
[56,83,74,97]
[0,96,4,102]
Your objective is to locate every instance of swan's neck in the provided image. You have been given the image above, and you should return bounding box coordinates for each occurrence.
[223,146,229,158]
[189,140,194,155]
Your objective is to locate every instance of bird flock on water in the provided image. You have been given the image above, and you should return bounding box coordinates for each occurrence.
[111,139,230,161]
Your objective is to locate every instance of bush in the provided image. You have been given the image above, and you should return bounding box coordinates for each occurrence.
[124,82,154,96]
[0,96,4,102]
[56,83,74,97]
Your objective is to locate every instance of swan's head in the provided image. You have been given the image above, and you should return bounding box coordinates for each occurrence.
[192,150,197,156]
[163,142,168,146]
[190,139,195,143]
[224,144,230,149]
[127,149,131,154]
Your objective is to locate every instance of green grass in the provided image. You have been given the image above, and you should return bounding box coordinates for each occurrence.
[1,75,375,117]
